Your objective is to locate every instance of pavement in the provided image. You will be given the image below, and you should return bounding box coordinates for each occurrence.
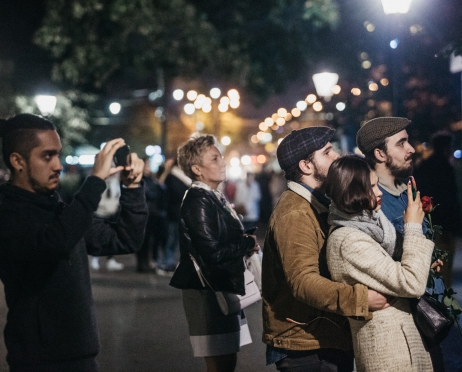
[1,239,462,371]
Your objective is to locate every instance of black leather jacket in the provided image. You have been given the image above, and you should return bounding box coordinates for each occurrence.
[170,187,254,295]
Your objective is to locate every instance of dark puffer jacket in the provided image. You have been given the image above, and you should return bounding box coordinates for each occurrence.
[170,186,255,295]
[0,176,148,366]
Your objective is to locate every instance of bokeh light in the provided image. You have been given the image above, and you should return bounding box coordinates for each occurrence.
[172,89,184,100]
[221,136,231,146]
[296,101,308,111]
[306,94,317,104]
[184,103,195,115]
[109,102,121,115]
[186,90,198,101]
[210,88,221,99]
[277,108,287,117]
[313,102,323,112]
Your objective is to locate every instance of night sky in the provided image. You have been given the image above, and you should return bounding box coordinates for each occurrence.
[0,0,50,93]
[1,0,462,129]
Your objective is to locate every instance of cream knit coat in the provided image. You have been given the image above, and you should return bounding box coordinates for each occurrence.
[327,223,434,372]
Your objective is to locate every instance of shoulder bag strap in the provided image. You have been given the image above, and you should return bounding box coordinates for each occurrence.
[189,253,216,291]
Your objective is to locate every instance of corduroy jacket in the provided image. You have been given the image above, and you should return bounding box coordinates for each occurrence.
[170,186,255,295]
[262,181,369,352]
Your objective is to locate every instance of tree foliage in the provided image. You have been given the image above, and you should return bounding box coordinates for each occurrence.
[34,0,339,100]
[14,91,93,155]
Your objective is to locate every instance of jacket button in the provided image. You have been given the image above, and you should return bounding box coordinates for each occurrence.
[276,340,282,345]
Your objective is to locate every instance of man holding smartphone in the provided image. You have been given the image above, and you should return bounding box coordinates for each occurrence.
[0,114,148,371]
[357,116,445,371]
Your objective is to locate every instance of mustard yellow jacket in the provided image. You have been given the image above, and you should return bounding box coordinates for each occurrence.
[262,181,369,351]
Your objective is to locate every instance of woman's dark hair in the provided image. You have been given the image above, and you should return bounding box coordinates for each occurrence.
[325,155,377,214]
[0,114,56,172]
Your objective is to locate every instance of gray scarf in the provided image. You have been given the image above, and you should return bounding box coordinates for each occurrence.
[328,203,397,257]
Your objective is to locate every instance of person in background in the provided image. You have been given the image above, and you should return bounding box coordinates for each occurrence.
[325,155,434,372]
[136,158,168,272]
[262,127,388,372]
[256,164,273,225]
[58,164,85,204]
[356,116,446,371]
[156,158,191,276]
[0,114,148,371]
[234,172,262,230]
[170,134,259,372]
[268,170,286,208]
[414,131,462,286]
[91,173,126,271]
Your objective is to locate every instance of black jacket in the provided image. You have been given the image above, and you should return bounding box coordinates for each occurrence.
[414,154,462,233]
[170,187,254,295]
[165,172,189,222]
[0,176,148,366]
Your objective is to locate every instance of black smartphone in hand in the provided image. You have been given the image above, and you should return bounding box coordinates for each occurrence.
[409,176,417,200]
[245,227,258,235]
[114,145,131,167]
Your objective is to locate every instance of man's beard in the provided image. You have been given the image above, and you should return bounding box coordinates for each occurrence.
[27,168,58,195]
[386,155,414,180]
[313,160,328,184]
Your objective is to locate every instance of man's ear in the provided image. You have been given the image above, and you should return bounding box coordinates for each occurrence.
[9,152,26,173]
[374,148,387,163]
[298,159,313,176]
[191,164,201,177]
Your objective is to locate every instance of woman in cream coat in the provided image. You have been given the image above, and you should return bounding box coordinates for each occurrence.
[325,156,434,372]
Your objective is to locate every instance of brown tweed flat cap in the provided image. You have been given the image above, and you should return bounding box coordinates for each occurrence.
[356,117,411,153]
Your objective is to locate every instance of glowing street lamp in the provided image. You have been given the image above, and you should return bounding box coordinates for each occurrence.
[381,0,411,116]
[312,72,339,102]
[109,102,121,115]
[35,95,57,116]
[381,0,412,14]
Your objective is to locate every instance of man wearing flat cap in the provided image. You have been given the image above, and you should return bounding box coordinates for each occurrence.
[357,116,445,371]
[262,126,388,371]
[357,116,415,234]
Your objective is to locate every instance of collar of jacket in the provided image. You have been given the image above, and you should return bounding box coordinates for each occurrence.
[0,182,60,211]
[287,181,328,214]
[378,176,407,197]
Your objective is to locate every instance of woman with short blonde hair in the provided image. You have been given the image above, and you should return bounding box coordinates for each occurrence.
[170,134,259,372]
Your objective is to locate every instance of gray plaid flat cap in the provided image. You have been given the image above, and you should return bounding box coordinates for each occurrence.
[277,126,335,175]
[357,117,411,153]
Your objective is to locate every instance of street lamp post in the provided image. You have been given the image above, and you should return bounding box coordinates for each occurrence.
[381,0,412,116]
[210,87,221,137]
[312,72,339,102]
[35,95,57,117]
[381,0,412,15]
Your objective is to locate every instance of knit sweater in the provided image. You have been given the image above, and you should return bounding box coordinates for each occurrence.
[327,223,434,372]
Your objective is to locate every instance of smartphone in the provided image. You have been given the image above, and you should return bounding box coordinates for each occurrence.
[245,227,258,235]
[409,176,417,200]
[114,145,131,167]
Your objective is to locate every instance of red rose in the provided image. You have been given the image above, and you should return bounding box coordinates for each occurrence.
[421,196,433,214]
